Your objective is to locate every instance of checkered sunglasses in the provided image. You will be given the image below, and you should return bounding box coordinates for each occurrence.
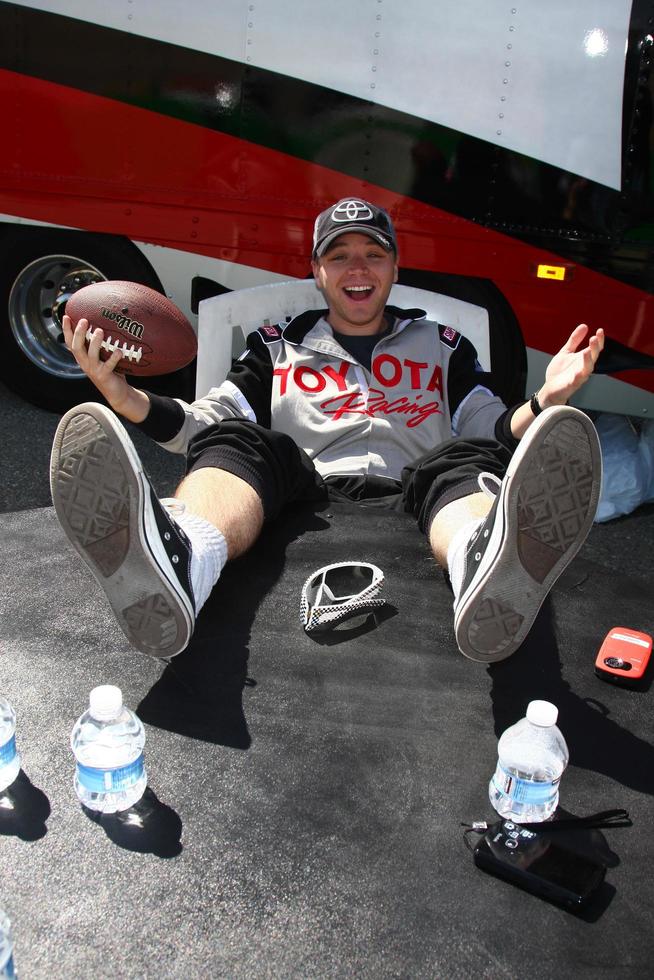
[300,561,385,633]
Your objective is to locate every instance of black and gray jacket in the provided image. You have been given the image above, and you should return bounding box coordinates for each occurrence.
[142,306,516,481]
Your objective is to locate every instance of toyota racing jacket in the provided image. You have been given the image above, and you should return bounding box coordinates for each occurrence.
[142,306,513,482]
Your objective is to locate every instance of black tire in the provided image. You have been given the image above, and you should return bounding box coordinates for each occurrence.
[0,226,194,413]
[397,268,527,407]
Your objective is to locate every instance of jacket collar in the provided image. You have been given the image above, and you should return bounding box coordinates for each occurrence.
[282,305,427,347]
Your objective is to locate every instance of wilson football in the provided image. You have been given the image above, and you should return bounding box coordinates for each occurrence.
[65,280,197,376]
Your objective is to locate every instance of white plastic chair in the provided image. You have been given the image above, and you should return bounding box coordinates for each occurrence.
[196,280,490,397]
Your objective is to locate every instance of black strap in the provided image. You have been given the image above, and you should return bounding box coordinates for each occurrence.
[462,808,632,835]
[524,808,632,832]
[529,390,543,416]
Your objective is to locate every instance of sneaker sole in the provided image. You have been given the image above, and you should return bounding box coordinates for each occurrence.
[50,403,194,659]
[454,407,601,663]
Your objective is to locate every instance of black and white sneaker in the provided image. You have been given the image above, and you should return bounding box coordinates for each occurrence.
[50,402,195,659]
[452,406,601,663]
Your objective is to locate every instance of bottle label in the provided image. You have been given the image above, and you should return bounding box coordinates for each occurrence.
[0,735,16,769]
[1,953,16,979]
[76,753,145,794]
[492,763,559,806]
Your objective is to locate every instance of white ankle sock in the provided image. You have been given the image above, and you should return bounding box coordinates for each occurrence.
[160,499,228,613]
[446,518,482,603]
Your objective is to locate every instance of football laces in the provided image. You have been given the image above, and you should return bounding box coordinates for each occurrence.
[85,327,143,363]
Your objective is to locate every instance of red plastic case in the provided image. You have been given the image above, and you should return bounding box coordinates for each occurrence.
[595,627,652,685]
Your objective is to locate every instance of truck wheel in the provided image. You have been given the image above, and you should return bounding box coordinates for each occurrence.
[0,228,165,413]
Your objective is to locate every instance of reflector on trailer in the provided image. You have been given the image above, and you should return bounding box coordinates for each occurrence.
[537,264,567,281]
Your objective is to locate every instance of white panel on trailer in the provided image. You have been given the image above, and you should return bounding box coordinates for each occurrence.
[379,0,630,190]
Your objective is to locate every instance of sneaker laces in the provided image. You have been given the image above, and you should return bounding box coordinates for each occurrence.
[447,474,502,604]
[159,498,227,613]
[160,497,187,519]
[477,472,502,499]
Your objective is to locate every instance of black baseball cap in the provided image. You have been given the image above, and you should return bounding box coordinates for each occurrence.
[312,198,397,258]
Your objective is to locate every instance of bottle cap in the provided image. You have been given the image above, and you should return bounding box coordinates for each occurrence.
[526,700,558,727]
[88,685,123,721]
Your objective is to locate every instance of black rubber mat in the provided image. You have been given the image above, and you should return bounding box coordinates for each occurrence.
[0,500,652,978]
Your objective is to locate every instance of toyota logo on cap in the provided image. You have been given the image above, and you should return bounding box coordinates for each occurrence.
[331,200,374,222]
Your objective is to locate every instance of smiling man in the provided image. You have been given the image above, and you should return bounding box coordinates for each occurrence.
[50,197,604,665]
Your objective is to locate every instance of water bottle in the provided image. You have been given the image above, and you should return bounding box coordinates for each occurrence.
[0,908,17,979]
[0,699,20,793]
[71,685,147,813]
[488,700,569,823]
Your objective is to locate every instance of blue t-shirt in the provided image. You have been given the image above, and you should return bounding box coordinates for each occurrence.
[332,326,390,371]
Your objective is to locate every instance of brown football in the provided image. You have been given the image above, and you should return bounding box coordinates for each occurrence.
[65,280,197,376]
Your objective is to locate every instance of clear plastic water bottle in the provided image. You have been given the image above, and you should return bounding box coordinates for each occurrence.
[71,685,147,813]
[0,908,17,979]
[0,699,21,793]
[488,700,569,823]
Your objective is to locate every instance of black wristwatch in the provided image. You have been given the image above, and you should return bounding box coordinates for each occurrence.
[529,391,543,416]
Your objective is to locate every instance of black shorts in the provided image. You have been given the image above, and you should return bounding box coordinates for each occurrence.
[185,420,513,534]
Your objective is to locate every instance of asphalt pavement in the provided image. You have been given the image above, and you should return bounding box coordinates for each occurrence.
[0,381,185,513]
